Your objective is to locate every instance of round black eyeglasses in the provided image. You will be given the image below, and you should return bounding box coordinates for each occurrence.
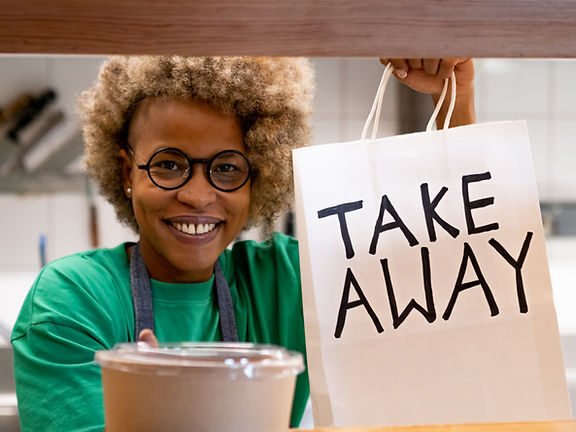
[128,147,253,192]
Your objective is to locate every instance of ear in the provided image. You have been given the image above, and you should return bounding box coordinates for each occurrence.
[118,148,133,197]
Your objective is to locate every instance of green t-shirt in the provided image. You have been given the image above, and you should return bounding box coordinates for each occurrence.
[11,233,308,432]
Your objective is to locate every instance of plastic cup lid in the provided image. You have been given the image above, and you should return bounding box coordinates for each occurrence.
[95,342,305,379]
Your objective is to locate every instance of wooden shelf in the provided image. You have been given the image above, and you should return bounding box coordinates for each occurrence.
[1,0,576,57]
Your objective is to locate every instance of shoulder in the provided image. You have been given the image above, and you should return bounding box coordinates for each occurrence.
[46,243,129,275]
[219,232,300,287]
[12,244,131,338]
[226,232,299,270]
[233,231,298,254]
[33,244,130,299]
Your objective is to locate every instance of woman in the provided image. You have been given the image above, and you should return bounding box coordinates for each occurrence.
[11,56,475,431]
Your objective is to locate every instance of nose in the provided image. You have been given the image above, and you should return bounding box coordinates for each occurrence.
[175,164,217,208]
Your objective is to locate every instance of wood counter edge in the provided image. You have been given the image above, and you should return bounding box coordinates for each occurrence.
[293,419,576,432]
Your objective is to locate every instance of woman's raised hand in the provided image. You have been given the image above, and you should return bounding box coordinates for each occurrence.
[380,58,476,127]
[380,58,474,97]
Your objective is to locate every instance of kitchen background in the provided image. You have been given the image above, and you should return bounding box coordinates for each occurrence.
[0,57,575,428]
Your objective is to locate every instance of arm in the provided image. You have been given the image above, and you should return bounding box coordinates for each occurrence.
[11,257,128,432]
[12,324,107,432]
[380,58,476,128]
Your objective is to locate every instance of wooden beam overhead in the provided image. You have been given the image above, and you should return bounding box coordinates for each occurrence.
[0,0,575,57]
[0,0,576,57]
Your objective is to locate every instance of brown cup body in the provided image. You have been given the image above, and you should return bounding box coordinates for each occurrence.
[98,345,300,432]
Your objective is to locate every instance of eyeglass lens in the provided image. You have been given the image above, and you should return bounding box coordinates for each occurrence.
[147,149,250,191]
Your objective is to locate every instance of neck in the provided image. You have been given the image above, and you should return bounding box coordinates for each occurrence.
[130,242,214,283]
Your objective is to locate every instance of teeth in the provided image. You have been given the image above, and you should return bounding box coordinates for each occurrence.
[173,222,216,235]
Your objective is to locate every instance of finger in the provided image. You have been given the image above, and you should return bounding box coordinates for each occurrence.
[408,59,423,70]
[400,69,445,95]
[387,58,410,79]
[139,329,160,347]
[437,57,461,79]
[423,58,441,76]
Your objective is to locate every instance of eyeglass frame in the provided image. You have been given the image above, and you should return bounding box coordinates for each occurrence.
[126,146,254,192]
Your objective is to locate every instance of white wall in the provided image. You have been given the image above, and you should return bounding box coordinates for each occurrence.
[474,59,576,202]
[311,58,399,145]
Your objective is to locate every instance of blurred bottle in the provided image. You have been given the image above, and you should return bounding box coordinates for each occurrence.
[0,93,34,165]
[0,93,33,127]
[5,89,57,144]
[0,89,59,176]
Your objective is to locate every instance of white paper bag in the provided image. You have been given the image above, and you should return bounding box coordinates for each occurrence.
[293,66,572,427]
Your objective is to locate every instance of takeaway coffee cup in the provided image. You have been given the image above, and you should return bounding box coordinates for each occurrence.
[95,342,304,432]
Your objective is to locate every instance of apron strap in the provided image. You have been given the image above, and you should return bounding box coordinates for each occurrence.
[130,243,155,341]
[129,243,239,342]
[214,261,239,342]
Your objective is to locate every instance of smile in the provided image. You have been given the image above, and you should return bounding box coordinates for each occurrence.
[173,222,217,235]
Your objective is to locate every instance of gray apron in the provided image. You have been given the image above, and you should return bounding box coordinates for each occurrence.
[129,242,239,342]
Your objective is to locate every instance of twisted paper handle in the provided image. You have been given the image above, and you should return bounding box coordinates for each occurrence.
[361,64,457,140]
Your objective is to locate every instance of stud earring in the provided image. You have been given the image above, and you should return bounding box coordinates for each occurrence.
[126,187,132,196]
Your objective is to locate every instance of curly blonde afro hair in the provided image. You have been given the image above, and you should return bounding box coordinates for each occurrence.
[78,56,315,234]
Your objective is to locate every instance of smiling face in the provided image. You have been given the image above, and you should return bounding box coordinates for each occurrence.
[120,98,251,283]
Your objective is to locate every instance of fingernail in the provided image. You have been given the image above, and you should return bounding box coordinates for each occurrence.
[396,69,408,79]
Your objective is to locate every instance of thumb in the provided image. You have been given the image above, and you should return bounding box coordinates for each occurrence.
[138,329,159,348]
